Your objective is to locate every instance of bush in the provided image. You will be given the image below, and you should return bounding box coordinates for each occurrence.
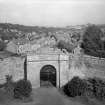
[87,77,105,100]
[84,78,94,97]
[14,79,32,99]
[63,77,105,100]
[63,76,87,97]
[4,75,15,95]
[63,82,70,96]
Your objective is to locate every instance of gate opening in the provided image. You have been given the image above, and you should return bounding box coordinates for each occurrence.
[40,65,56,87]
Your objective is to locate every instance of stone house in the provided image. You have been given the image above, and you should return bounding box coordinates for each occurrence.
[5,39,18,54]
[5,38,30,54]
[18,36,57,54]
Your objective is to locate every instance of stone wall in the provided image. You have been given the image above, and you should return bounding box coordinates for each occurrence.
[27,53,105,88]
[84,55,105,65]
[83,55,105,79]
[68,54,105,80]
[0,57,24,84]
[27,54,69,88]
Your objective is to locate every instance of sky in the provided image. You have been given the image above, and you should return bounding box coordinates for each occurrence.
[0,0,105,27]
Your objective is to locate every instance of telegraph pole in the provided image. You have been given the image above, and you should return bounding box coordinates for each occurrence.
[58,53,60,88]
[24,55,27,80]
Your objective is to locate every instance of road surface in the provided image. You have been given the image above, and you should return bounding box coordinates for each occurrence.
[0,87,84,105]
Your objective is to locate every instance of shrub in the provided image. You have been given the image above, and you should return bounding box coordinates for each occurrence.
[4,75,15,95]
[63,76,87,97]
[62,82,70,96]
[63,77,105,100]
[84,78,94,97]
[87,77,105,100]
[14,79,32,99]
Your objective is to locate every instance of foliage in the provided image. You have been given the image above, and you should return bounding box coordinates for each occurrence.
[71,32,81,42]
[14,79,32,99]
[87,77,105,100]
[63,76,105,100]
[81,25,105,58]
[63,76,87,97]
[84,78,94,97]
[62,82,70,96]
[57,40,74,52]
[4,75,15,95]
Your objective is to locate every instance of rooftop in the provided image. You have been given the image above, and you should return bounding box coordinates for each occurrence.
[0,51,21,59]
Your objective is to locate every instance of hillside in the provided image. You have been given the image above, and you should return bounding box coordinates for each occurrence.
[0,23,66,33]
[0,23,83,41]
[0,23,69,41]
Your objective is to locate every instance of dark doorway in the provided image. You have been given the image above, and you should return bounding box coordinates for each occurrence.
[40,65,56,87]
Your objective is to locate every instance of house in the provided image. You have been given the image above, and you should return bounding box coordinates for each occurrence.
[17,36,57,54]
[5,39,18,54]
[5,38,30,54]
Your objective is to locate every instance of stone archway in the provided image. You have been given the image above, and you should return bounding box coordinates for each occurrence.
[40,65,56,87]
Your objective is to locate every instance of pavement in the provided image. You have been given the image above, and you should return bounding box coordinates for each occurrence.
[0,87,84,105]
[31,87,84,105]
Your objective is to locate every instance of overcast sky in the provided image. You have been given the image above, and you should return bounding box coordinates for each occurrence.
[0,0,105,27]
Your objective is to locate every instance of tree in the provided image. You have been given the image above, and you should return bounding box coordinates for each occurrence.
[81,25,105,58]
[57,40,74,53]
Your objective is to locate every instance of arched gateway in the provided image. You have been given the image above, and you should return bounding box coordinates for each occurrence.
[40,65,56,87]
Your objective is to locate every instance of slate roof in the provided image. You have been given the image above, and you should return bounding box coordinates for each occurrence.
[0,51,21,59]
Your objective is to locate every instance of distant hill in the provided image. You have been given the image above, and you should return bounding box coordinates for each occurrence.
[0,23,104,32]
[0,23,67,40]
[0,23,66,33]
[0,23,105,41]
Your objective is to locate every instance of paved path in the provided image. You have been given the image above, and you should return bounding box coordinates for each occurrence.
[33,87,65,105]
[32,87,84,105]
[0,87,84,105]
